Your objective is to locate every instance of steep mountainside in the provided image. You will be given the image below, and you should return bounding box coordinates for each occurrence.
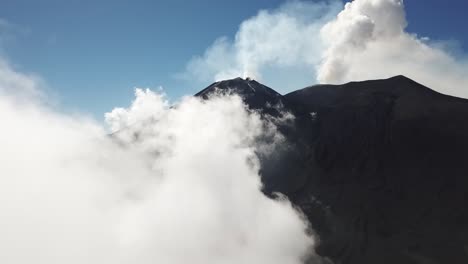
[197,76,468,264]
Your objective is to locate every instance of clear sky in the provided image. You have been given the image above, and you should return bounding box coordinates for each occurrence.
[0,0,467,119]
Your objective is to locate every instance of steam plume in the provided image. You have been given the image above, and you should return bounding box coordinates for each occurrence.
[318,0,468,98]
[181,0,342,93]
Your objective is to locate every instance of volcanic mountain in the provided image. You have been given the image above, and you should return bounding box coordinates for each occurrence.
[196,76,468,264]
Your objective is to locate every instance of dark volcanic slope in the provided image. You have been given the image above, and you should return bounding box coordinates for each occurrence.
[196,77,283,115]
[197,76,468,264]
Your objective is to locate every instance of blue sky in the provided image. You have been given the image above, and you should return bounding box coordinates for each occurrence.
[0,0,467,119]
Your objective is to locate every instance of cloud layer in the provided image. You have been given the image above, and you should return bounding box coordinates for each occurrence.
[0,58,319,263]
[184,0,468,98]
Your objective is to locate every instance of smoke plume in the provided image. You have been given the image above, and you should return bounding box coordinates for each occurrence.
[181,0,342,93]
[318,0,468,98]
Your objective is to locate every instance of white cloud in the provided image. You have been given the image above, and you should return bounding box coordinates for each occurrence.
[105,88,169,132]
[0,58,320,263]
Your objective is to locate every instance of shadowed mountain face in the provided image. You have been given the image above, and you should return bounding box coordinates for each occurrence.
[197,76,468,264]
[195,77,284,116]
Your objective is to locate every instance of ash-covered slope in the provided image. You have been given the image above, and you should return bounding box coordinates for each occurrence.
[198,76,468,264]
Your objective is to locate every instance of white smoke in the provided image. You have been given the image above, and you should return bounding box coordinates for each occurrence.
[181,0,342,93]
[318,0,468,98]
[0,59,319,263]
[184,0,468,98]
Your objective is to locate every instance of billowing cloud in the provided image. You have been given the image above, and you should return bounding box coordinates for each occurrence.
[183,0,468,98]
[318,0,468,98]
[0,58,321,263]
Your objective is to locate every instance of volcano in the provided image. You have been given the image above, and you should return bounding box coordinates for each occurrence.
[196,76,468,264]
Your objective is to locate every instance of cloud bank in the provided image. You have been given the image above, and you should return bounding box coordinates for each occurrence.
[183,0,468,98]
[0,60,319,263]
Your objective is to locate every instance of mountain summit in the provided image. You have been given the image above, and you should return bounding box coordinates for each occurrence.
[197,76,468,264]
[195,77,283,114]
